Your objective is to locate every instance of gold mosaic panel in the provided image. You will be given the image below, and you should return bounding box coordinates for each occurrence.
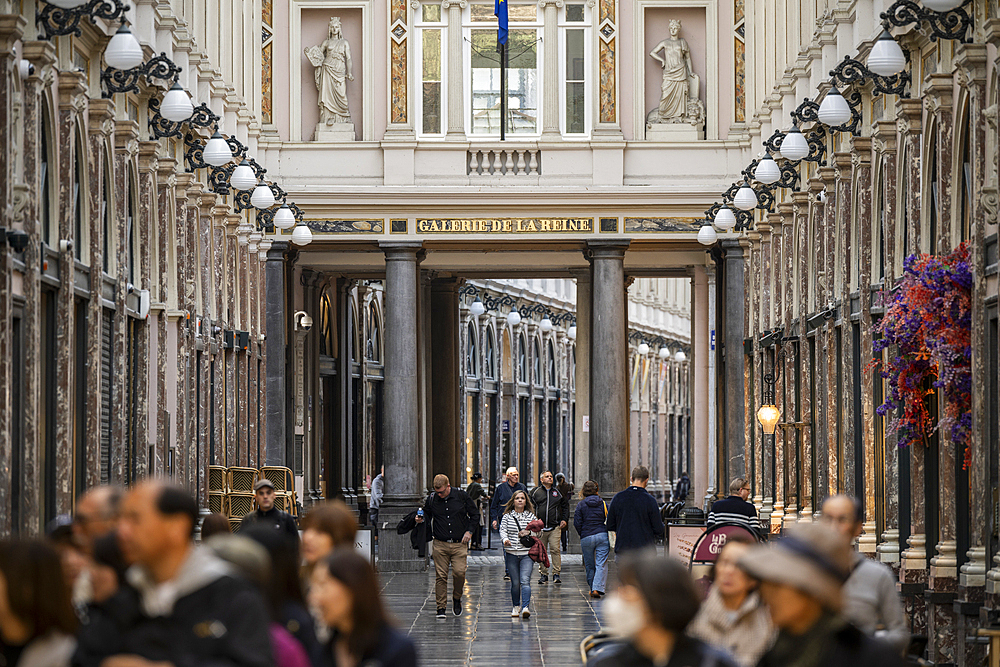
[600,37,616,123]
[734,37,745,123]
[262,42,272,123]
[600,0,613,24]
[263,0,272,26]
[392,39,408,123]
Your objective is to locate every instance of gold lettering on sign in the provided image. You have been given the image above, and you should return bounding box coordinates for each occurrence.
[415,218,594,234]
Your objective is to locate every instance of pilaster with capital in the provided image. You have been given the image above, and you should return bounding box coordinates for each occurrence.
[443,0,467,139]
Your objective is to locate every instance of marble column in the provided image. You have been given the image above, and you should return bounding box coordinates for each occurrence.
[705,267,718,510]
[540,0,561,139]
[444,0,467,139]
[430,278,461,483]
[792,190,813,522]
[691,267,709,505]
[265,241,289,467]
[378,241,425,572]
[721,239,746,485]
[587,239,629,494]
[572,269,591,487]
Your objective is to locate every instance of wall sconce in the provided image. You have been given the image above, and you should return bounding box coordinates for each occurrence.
[102,51,179,96]
[881,0,972,43]
[37,0,129,39]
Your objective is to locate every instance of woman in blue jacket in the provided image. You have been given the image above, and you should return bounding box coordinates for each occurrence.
[573,480,610,598]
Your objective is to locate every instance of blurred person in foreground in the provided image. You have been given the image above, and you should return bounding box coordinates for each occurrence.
[300,500,359,584]
[74,487,123,555]
[688,536,774,667]
[73,534,131,665]
[206,535,311,667]
[242,526,323,667]
[309,549,417,667]
[819,495,908,654]
[573,480,610,598]
[589,553,738,667]
[200,513,232,541]
[739,523,906,667]
[0,540,78,667]
[74,481,271,667]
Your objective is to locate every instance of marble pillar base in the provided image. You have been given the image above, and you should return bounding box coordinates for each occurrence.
[878,529,900,564]
[859,521,878,556]
[960,546,987,588]
[645,123,703,141]
[376,504,429,572]
[771,501,785,534]
[783,504,798,531]
[314,123,356,142]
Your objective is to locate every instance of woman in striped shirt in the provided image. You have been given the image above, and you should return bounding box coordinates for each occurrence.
[500,490,538,619]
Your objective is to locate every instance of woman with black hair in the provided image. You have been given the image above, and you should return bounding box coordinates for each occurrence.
[590,553,738,667]
[309,549,418,667]
[0,540,78,667]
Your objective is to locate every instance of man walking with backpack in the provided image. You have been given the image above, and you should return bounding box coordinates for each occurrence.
[530,471,569,584]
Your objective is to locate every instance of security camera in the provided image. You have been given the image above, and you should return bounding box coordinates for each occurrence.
[5,230,29,253]
[816,190,827,203]
[18,60,33,79]
[294,311,313,332]
[59,239,74,253]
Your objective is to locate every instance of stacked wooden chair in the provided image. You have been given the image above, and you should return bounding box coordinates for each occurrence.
[205,465,299,533]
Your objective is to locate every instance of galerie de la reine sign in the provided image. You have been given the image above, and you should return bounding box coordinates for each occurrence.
[416,218,594,234]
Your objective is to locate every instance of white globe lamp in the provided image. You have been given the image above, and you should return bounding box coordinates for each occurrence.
[868,31,907,77]
[754,154,781,185]
[507,310,522,327]
[714,205,737,231]
[780,125,810,162]
[734,181,758,211]
[698,222,718,246]
[470,298,486,317]
[291,224,313,246]
[273,204,296,230]
[230,160,256,191]
[203,130,233,167]
[675,349,687,363]
[637,342,650,356]
[818,86,853,127]
[250,180,276,209]
[104,24,144,71]
[160,82,194,122]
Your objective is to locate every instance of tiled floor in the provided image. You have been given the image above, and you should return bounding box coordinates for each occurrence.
[379,539,609,666]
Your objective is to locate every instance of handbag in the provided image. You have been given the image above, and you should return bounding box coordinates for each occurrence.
[603,500,616,550]
[512,515,534,548]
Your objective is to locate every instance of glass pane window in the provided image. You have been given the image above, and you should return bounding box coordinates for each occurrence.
[565,4,584,21]
[470,28,538,134]
[565,28,585,133]
[471,3,536,21]
[422,29,443,134]
[422,3,441,21]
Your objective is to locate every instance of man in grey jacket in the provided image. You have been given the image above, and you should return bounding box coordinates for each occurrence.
[820,495,909,654]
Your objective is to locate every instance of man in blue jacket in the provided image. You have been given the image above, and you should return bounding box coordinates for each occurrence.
[606,466,665,557]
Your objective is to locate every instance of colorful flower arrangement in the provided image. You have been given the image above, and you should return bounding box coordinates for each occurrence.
[874,242,972,467]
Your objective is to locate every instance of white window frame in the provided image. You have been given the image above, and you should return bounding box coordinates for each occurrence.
[557,2,592,137]
[463,1,544,140]
[415,4,447,138]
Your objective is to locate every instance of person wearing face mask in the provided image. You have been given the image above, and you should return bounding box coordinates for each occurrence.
[590,554,738,667]
[738,523,906,667]
[688,537,774,667]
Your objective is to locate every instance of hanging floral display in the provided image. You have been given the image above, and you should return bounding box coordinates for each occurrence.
[874,242,972,467]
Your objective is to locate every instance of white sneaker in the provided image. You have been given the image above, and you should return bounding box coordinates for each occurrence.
[511,606,520,617]
[521,606,531,619]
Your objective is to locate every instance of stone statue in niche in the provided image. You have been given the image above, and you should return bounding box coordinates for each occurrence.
[646,20,705,141]
[305,17,356,141]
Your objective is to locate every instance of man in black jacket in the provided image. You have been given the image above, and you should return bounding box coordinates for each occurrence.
[606,466,665,557]
[530,471,569,584]
[416,474,478,619]
[75,482,272,667]
[240,479,299,545]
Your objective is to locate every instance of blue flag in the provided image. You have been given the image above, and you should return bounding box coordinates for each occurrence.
[495,0,508,46]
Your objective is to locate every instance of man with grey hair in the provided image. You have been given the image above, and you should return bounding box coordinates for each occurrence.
[820,494,909,654]
[707,478,760,533]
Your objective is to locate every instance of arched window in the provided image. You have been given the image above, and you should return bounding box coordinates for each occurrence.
[547,341,556,387]
[485,328,496,379]
[366,304,381,362]
[466,322,478,376]
[126,170,137,285]
[101,156,112,274]
[40,105,53,246]
[320,291,335,357]
[73,131,85,261]
[518,333,527,381]
[532,339,541,383]
[959,105,972,243]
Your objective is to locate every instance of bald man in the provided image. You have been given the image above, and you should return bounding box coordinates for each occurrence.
[74,482,271,667]
[820,495,909,654]
[490,467,528,531]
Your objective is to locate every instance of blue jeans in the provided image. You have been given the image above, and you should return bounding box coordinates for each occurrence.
[504,551,533,608]
[580,532,610,593]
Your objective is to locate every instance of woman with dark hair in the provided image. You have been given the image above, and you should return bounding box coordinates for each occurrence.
[200,513,231,540]
[500,490,538,619]
[573,480,610,598]
[309,549,417,667]
[689,537,774,667]
[0,540,78,667]
[300,501,358,582]
[243,525,323,667]
[590,553,738,667]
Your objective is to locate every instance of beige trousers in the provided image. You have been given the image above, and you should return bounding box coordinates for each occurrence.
[538,526,562,575]
[432,539,468,608]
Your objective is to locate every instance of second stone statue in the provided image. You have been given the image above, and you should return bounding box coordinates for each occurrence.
[305,16,356,141]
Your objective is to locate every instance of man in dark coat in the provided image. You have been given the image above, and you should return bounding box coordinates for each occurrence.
[240,478,299,545]
[489,467,528,530]
[74,482,272,667]
[708,477,761,534]
[673,471,691,504]
[466,472,489,550]
[606,466,665,557]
